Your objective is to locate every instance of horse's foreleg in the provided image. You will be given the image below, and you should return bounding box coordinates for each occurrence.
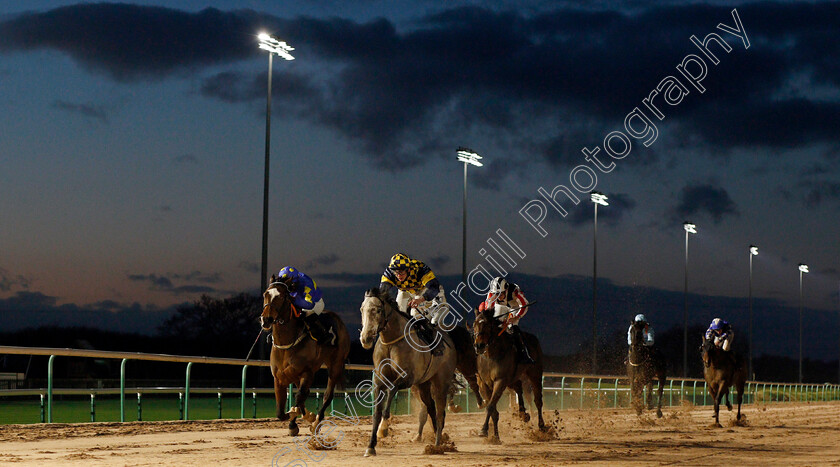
[466,373,484,409]
[417,382,437,435]
[656,378,664,418]
[272,371,289,421]
[528,371,546,431]
[712,386,723,428]
[415,401,428,442]
[313,377,337,433]
[488,380,506,441]
[511,380,529,422]
[432,381,449,447]
[377,388,394,438]
[365,385,390,457]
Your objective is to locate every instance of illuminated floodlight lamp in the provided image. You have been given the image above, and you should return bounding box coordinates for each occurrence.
[750,245,759,256]
[258,32,295,60]
[799,263,809,274]
[590,191,609,206]
[456,147,483,167]
[683,222,697,234]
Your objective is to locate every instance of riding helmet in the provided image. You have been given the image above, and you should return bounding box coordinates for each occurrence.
[388,253,411,271]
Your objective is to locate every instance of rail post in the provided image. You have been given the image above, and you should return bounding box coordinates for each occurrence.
[137,393,142,421]
[120,359,128,422]
[614,378,619,408]
[185,362,193,420]
[47,355,55,423]
[90,394,96,422]
[580,377,585,409]
[240,365,249,419]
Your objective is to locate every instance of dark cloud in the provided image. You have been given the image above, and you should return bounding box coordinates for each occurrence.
[173,154,198,164]
[566,192,637,226]
[3,3,840,171]
[127,272,221,294]
[426,254,451,271]
[0,291,176,334]
[304,253,341,269]
[0,4,264,81]
[669,183,738,223]
[51,100,108,122]
[0,268,30,292]
[800,180,840,208]
[238,261,259,274]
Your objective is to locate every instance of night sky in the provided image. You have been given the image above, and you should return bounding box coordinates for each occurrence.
[2,1,840,363]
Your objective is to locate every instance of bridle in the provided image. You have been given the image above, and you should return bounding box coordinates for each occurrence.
[260,281,299,328]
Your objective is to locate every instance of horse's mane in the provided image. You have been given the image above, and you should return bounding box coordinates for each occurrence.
[364,287,409,319]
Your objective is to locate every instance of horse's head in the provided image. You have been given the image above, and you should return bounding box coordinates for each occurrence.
[629,320,646,348]
[700,337,714,367]
[472,308,499,355]
[359,288,388,350]
[260,278,294,330]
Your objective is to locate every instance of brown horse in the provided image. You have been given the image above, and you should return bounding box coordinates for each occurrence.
[472,309,546,441]
[359,288,457,456]
[701,338,746,427]
[260,278,351,436]
[627,320,666,417]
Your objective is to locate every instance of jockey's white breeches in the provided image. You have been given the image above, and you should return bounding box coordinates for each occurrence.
[303,298,324,316]
[397,288,447,324]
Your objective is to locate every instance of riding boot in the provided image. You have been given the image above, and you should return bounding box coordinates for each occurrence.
[304,313,334,345]
[417,319,443,356]
[511,326,535,364]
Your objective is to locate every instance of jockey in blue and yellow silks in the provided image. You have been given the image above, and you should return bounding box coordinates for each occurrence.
[276,266,332,344]
[277,266,324,314]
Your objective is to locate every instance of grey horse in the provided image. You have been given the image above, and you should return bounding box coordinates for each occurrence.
[359,288,457,456]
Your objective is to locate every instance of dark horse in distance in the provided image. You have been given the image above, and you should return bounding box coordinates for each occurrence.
[701,338,746,427]
[260,277,351,436]
[472,308,546,441]
[627,320,666,418]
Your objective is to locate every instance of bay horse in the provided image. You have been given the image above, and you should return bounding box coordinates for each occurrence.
[416,323,485,440]
[260,278,351,436]
[701,338,746,427]
[472,308,546,441]
[627,320,666,418]
[359,288,457,456]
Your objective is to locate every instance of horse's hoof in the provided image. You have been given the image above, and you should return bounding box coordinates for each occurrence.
[303,411,317,423]
[448,404,462,413]
[478,429,488,438]
[656,409,663,419]
[520,412,531,423]
[378,427,389,438]
[289,425,300,437]
[413,435,423,443]
[477,402,486,410]
[287,407,301,421]
[714,422,722,428]
[726,404,733,412]
[364,448,376,457]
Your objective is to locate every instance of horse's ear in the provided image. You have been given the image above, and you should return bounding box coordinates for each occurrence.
[270,274,277,284]
[365,287,378,298]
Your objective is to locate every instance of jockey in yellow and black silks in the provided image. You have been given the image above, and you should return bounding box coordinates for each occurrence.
[379,253,447,354]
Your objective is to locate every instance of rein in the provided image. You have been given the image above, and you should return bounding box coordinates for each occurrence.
[263,281,304,348]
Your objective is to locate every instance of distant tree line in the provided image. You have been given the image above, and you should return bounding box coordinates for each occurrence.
[0,293,837,385]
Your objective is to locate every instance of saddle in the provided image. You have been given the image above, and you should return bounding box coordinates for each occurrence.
[305,313,338,346]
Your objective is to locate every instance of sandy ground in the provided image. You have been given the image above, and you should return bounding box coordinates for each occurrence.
[1,401,839,466]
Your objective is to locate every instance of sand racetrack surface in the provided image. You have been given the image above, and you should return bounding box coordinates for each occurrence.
[1,401,839,465]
